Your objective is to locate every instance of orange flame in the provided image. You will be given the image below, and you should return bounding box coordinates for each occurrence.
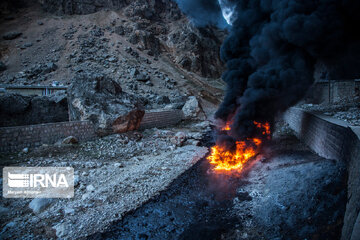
[208,138,261,171]
[208,121,270,172]
[221,122,231,131]
[253,121,271,139]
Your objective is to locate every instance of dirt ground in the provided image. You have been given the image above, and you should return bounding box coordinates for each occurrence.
[0,121,211,239]
[87,123,347,240]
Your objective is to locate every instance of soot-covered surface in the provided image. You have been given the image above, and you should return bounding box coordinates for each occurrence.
[88,134,347,240]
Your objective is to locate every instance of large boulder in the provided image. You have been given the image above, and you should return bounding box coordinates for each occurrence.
[181,96,205,120]
[67,72,145,135]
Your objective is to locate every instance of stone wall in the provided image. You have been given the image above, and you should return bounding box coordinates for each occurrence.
[0,110,184,153]
[139,110,184,130]
[0,121,96,152]
[283,107,360,240]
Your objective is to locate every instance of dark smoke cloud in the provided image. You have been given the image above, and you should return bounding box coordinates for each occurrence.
[175,0,360,142]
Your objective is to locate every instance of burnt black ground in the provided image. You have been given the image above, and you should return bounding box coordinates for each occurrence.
[87,132,347,240]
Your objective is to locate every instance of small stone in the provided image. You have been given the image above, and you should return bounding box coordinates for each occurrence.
[115,26,125,35]
[188,132,203,140]
[156,96,170,105]
[170,132,186,146]
[24,42,33,48]
[189,139,201,146]
[194,121,211,129]
[22,147,29,153]
[64,207,75,215]
[81,192,91,200]
[74,175,80,186]
[108,56,117,63]
[53,222,69,238]
[136,73,150,82]
[3,31,22,40]
[114,162,123,168]
[29,198,53,214]
[86,185,95,192]
[130,68,139,77]
[43,62,58,73]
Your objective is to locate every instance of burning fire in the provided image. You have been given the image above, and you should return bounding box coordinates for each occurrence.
[254,121,271,139]
[221,122,231,131]
[208,121,270,172]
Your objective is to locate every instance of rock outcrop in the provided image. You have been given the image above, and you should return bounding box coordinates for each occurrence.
[0,92,68,127]
[166,23,224,78]
[67,72,145,135]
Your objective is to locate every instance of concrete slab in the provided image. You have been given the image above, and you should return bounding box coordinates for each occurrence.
[350,126,360,140]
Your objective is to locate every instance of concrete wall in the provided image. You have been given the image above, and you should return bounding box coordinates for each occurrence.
[283,107,360,240]
[307,80,360,104]
[0,121,96,152]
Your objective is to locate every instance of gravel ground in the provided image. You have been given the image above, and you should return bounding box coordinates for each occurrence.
[87,123,347,240]
[0,122,211,239]
[299,100,360,126]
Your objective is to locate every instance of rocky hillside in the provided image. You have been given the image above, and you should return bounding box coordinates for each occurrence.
[41,0,225,78]
[0,0,225,98]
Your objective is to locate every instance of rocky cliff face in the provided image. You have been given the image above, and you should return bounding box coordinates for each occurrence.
[37,0,225,78]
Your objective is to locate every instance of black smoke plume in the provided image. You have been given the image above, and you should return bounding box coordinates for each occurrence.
[176,0,360,142]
